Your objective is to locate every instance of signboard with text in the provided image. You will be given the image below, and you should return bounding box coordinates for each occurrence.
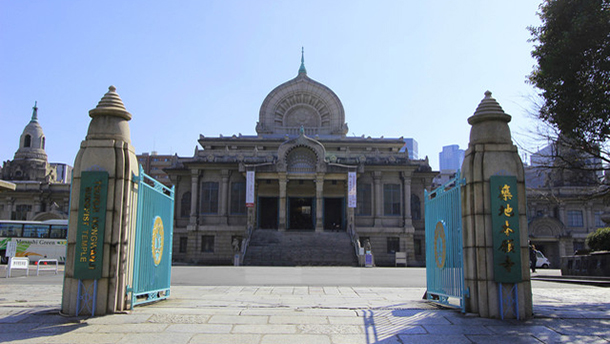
[246,171,255,208]
[6,241,16,258]
[490,175,522,283]
[74,171,108,280]
[348,172,356,208]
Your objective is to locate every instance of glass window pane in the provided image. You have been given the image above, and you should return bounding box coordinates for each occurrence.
[567,210,583,227]
[356,183,371,216]
[0,224,23,237]
[200,182,219,214]
[230,182,246,214]
[384,184,401,216]
[23,225,50,238]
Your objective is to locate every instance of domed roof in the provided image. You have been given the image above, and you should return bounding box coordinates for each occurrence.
[256,49,347,138]
[14,102,48,161]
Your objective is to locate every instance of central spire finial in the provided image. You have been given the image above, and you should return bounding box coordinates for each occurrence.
[31,101,38,122]
[299,46,307,75]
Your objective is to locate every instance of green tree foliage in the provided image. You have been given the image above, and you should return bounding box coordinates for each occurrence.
[529,0,610,152]
[585,227,610,251]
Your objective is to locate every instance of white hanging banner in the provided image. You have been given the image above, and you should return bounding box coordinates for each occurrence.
[348,171,357,208]
[246,171,255,207]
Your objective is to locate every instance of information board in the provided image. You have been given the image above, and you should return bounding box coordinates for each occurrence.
[348,172,357,208]
[246,171,255,208]
[6,241,17,258]
[74,171,108,280]
[490,175,522,283]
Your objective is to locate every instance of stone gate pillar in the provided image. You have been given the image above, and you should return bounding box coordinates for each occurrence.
[461,91,533,319]
[61,86,139,316]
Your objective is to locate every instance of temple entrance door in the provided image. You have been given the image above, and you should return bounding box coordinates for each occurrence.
[288,197,314,231]
[258,197,278,229]
[324,197,344,231]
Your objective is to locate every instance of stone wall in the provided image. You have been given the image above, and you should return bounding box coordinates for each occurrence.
[561,251,610,276]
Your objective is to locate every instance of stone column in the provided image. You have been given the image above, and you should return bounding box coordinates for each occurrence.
[279,174,287,231]
[461,91,532,319]
[558,205,566,226]
[34,196,42,214]
[5,197,14,219]
[315,175,324,232]
[188,169,199,230]
[373,171,383,227]
[220,170,230,225]
[401,172,413,228]
[401,172,415,264]
[585,202,593,231]
[61,86,139,316]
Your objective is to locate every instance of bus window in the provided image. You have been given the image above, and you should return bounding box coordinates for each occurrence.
[23,224,50,238]
[0,223,23,237]
[50,226,67,239]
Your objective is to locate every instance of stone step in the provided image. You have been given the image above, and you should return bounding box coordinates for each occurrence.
[243,229,358,267]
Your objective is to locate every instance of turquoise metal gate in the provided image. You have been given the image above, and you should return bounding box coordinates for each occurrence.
[130,166,175,307]
[424,171,468,312]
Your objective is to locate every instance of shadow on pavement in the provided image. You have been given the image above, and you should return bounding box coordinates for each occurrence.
[360,301,610,344]
[0,308,89,343]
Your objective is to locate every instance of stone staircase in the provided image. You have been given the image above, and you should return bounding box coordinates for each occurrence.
[243,229,358,266]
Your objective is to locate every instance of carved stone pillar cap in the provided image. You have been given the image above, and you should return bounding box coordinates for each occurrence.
[89,86,132,121]
[467,91,512,145]
[468,91,511,125]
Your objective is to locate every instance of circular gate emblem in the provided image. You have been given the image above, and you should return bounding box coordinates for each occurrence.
[434,221,447,269]
[151,216,164,266]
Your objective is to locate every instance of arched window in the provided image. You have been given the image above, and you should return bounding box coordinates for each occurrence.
[287,147,316,173]
[411,194,421,220]
[180,192,191,218]
[24,134,31,148]
[42,137,45,149]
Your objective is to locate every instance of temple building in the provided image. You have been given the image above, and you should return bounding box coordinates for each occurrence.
[525,142,607,268]
[0,103,71,221]
[166,53,436,266]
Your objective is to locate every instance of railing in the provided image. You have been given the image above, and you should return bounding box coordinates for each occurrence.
[284,127,320,136]
[36,259,58,275]
[240,225,253,265]
[5,257,29,278]
[347,224,363,266]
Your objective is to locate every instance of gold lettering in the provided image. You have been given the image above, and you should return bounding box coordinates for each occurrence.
[501,220,514,236]
[499,184,513,201]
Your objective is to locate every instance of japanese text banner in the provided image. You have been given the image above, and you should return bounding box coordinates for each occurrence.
[490,175,523,283]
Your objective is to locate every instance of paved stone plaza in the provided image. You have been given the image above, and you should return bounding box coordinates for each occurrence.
[1,267,610,343]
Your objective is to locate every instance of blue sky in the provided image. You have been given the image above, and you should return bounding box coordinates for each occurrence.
[0,1,543,170]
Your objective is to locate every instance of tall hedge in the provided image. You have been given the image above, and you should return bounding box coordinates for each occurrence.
[585,227,610,251]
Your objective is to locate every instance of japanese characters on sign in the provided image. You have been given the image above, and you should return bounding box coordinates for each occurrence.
[348,172,357,208]
[246,171,255,208]
[74,171,108,280]
[490,176,522,283]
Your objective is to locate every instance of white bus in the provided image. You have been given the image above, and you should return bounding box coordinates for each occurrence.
[0,219,68,264]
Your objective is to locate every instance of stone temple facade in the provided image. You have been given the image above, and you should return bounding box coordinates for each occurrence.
[166,54,436,266]
[0,103,71,221]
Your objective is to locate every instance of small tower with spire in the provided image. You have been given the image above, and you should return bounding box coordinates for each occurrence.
[2,102,53,181]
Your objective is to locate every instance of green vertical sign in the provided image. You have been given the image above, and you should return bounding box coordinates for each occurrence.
[490,175,522,283]
[74,171,108,280]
